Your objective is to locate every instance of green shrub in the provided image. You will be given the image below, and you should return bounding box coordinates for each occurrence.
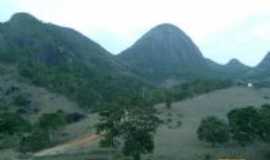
[19,128,50,152]
[0,134,20,149]
[0,113,32,135]
[197,116,230,146]
[38,112,67,131]
[228,106,261,146]
[13,94,31,106]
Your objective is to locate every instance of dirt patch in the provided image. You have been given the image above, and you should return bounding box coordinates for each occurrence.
[34,134,99,157]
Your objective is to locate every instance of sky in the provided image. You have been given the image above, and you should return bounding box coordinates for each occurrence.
[0,0,270,66]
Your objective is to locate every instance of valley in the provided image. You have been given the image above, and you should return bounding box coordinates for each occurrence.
[0,12,270,160]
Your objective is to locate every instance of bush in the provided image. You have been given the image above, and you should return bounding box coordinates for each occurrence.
[197,116,230,146]
[5,86,20,96]
[227,106,261,146]
[38,112,67,131]
[0,134,20,149]
[0,113,32,135]
[19,129,50,152]
[13,94,31,106]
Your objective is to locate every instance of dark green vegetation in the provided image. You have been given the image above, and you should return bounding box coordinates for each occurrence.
[0,112,31,135]
[96,97,161,160]
[169,79,232,101]
[197,116,230,146]
[0,13,150,111]
[198,104,270,147]
[0,111,65,152]
[0,107,85,153]
[146,79,233,106]
[228,106,261,146]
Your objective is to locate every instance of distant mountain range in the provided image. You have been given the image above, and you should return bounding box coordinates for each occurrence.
[0,12,269,99]
[116,23,269,84]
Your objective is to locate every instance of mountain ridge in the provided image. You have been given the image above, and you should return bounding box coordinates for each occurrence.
[117,23,209,84]
[0,12,151,109]
[257,52,270,70]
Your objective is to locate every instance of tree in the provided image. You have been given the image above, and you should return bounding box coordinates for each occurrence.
[227,106,261,146]
[37,111,67,141]
[96,96,161,160]
[0,113,31,135]
[13,94,31,106]
[121,104,161,160]
[197,116,230,146]
[258,104,270,142]
[19,128,50,152]
[38,112,67,131]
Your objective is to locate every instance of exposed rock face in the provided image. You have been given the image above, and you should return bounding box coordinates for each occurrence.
[118,23,207,83]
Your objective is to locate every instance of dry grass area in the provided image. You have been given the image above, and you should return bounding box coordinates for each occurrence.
[34,134,99,157]
[153,87,270,160]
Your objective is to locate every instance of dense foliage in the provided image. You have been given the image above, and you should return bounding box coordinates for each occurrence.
[258,104,270,142]
[96,96,162,160]
[228,106,261,146]
[17,60,149,110]
[0,113,32,135]
[19,128,50,152]
[38,111,67,131]
[161,79,233,103]
[197,116,230,146]
[198,104,270,147]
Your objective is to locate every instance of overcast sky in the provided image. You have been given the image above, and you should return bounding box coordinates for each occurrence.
[0,0,270,66]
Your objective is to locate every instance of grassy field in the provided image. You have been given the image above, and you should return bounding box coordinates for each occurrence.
[2,87,270,160]
[153,87,270,160]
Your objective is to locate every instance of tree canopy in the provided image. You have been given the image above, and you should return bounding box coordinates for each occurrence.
[197,116,230,146]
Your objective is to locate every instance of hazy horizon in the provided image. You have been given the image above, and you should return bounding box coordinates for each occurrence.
[1,0,270,66]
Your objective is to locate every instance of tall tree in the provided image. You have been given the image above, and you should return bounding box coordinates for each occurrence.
[96,96,161,160]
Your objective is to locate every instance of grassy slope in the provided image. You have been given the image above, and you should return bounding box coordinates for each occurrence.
[32,87,270,160]
[154,87,270,160]
[0,63,81,121]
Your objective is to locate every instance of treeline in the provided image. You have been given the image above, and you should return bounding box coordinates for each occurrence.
[0,110,85,152]
[0,49,151,111]
[15,61,232,111]
[197,104,270,146]
[171,79,232,100]
[150,79,233,106]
